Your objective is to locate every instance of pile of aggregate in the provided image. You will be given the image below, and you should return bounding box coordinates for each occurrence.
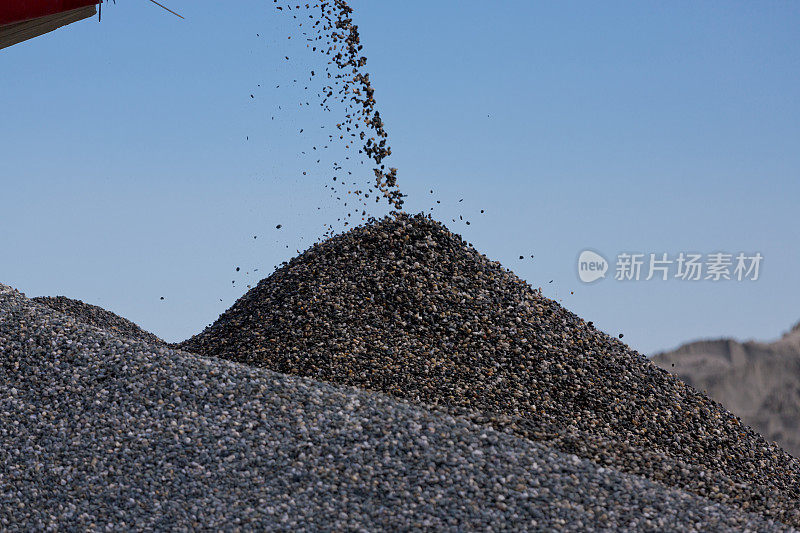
[0,285,785,531]
[33,295,164,346]
[180,213,800,527]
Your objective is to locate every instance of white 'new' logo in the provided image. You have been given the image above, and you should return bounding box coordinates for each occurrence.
[578,250,608,283]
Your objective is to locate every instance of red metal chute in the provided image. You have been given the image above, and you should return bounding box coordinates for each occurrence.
[1,1,101,50]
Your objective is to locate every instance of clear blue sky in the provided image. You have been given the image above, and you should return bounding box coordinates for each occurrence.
[2,1,798,354]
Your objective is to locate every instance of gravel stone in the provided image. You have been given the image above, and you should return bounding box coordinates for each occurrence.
[180,213,800,527]
[33,295,165,346]
[275,1,403,210]
[0,283,790,531]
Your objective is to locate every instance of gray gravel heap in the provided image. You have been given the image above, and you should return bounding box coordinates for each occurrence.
[180,213,800,527]
[33,295,165,346]
[1,284,787,531]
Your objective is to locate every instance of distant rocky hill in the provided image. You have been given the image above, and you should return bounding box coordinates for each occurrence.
[652,322,800,457]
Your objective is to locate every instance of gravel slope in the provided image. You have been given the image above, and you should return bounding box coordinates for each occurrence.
[33,295,165,346]
[653,323,800,458]
[0,284,789,531]
[180,213,800,527]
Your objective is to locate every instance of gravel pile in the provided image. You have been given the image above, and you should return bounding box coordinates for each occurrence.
[2,284,787,531]
[33,295,165,346]
[180,213,800,527]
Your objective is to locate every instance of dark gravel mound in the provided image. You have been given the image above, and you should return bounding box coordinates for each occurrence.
[179,213,800,527]
[3,284,786,531]
[33,295,164,346]
[653,323,800,458]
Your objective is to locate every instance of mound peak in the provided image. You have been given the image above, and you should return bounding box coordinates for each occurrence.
[33,296,164,346]
[180,213,800,526]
